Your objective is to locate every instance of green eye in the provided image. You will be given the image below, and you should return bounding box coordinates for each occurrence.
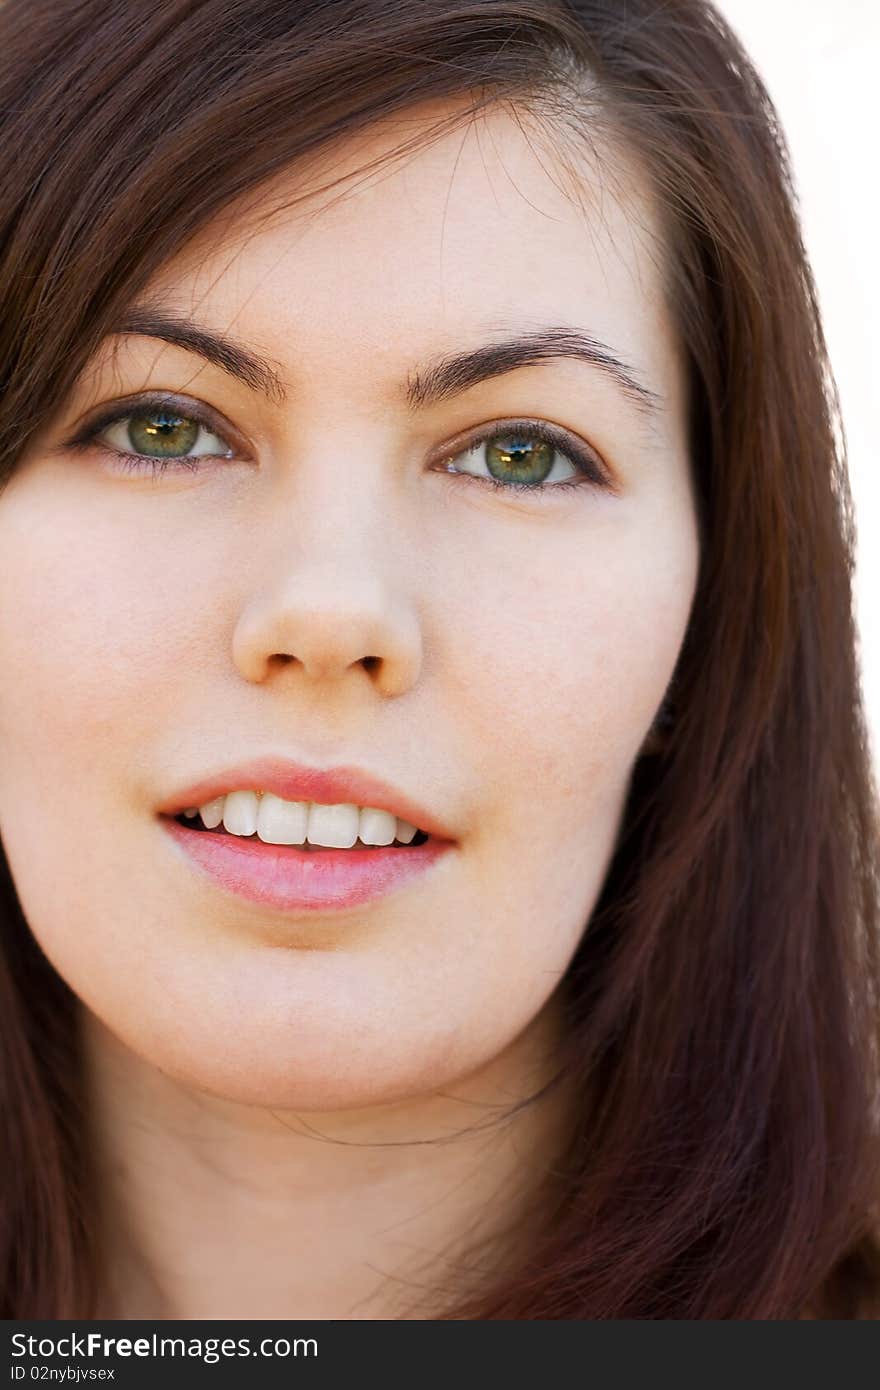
[103,408,231,461]
[62,394,238,475]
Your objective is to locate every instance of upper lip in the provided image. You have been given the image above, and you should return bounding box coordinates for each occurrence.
[157,756,457,842]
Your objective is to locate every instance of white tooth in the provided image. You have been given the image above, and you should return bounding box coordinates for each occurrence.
[395,818,418,844]
[183,807,199,818]
[199,796,225,829]
[222,789,259,837]
[358,806,397,846]
[257,793,308,845]
[307,802,360,848]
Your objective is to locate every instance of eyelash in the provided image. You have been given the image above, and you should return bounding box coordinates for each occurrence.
[62,394,609,500]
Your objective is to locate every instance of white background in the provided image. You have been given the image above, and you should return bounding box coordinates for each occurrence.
[715,1,879,777]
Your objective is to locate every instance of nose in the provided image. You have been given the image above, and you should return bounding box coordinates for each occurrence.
[231,558,423,698]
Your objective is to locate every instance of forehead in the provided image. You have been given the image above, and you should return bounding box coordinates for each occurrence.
[138,98,681,413]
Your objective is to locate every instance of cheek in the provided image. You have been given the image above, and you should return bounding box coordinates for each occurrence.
[445,498,697,839]
[0,496,194,806]
[0,480,208,966]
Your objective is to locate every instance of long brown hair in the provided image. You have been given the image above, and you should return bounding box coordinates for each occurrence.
[1,0,878,1319]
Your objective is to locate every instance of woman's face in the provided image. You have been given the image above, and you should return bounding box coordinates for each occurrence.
[0,101,698,1109]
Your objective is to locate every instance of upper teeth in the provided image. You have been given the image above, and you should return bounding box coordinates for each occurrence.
[181,791,420,847]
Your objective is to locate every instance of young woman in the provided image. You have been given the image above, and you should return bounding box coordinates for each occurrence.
[0,0,877,1319]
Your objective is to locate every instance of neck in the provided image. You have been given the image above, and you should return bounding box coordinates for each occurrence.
[80,999,575,1320]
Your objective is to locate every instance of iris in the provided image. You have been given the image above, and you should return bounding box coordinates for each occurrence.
[127,410,200,457]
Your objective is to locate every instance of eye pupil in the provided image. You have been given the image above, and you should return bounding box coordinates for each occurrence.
[129,412,199,457]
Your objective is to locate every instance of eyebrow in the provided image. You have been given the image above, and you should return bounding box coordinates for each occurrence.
[111,307,288,406]
[109,308,662,418]
[408,324,662,418]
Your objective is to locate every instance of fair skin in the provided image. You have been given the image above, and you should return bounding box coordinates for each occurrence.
[0,98,699,1318]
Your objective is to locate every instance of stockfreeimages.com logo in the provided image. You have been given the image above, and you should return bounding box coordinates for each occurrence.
[11,1332,316,1366]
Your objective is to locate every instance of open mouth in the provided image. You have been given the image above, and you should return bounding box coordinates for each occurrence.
[170,812,431,850]
[160,805,453,913]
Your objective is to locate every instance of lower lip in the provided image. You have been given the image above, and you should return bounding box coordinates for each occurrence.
[160,816,455,913]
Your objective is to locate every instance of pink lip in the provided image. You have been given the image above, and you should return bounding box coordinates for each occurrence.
[160,815,454,913]
[157,756,456,842]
